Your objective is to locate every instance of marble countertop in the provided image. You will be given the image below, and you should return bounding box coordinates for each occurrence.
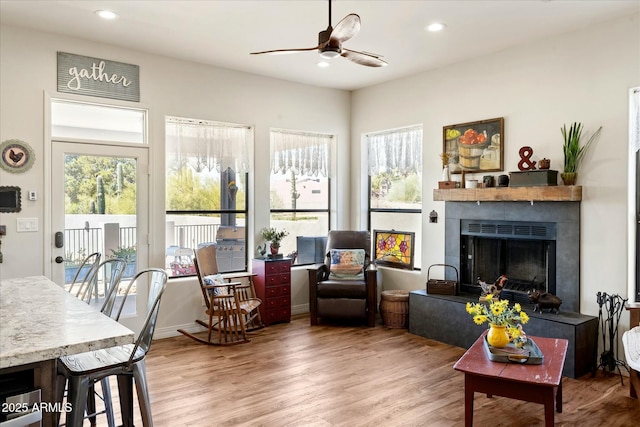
[0,276,134,369]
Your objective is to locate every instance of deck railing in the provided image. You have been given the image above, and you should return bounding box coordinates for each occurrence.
[64,223,218,264]
[64,228,103,264]
[172,224,219,249]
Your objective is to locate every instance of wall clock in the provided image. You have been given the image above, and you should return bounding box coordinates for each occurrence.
[0,139,35,173]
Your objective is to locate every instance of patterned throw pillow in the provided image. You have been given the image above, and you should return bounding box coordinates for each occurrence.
[329,249,365,280]
[203,276,228,296]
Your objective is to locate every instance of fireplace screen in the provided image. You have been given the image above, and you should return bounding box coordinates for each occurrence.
[459,220,556,300]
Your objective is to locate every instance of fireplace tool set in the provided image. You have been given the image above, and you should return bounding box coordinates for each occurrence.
[593,291,629,384]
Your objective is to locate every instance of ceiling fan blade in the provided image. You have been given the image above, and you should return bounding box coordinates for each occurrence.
[342,49,388,67]
[359,50,384,59]
[250,46,320,55]
[330,14,361,44]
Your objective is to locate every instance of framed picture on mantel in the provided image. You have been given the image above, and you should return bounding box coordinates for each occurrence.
[443,117,504,174]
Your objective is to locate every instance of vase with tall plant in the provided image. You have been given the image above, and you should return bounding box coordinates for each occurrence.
[561,122,602,185]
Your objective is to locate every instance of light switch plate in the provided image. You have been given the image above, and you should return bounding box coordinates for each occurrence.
[17,218,38,232]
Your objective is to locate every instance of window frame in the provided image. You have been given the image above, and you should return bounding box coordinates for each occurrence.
[165,117,252,278]
[166,171,250,277]
[268,129,333,266]
[366,125,423,270]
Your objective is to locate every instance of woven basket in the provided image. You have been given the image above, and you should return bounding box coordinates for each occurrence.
[380,290,409,328]
[426,264,459,295]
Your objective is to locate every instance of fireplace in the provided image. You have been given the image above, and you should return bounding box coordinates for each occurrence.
[444,201,580,312]
[459,219,556,305]
[409,196,597,379]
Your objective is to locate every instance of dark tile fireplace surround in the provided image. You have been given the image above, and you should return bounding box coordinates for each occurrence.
[409,200,598,378]
[447,201,580,311]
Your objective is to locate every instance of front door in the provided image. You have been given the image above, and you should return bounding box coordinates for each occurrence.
[50,141,149,329]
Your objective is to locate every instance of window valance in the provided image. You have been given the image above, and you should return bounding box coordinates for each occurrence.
[367,125,422,176]
[166,117,252,173]
[271,129,332,177]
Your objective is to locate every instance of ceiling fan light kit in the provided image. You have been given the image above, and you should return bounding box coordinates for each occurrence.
[319,47,341,60]
[250,0,387,68]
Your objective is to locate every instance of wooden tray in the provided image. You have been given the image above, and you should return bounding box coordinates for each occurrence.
[483,336,544,365]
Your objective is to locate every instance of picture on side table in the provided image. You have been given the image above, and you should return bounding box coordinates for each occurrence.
[443,117,504,174]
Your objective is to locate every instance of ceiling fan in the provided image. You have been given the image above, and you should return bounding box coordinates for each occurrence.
[250,0,387,67]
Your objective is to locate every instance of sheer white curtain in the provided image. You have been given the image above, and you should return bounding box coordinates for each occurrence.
[270,129,332,177]
[633,88,640,152]
[166,117,252,173]
[367,125,423,176]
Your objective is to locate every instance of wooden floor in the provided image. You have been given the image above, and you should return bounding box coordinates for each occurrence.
[96,314,638,427]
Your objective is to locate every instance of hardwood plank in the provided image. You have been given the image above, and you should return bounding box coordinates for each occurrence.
[93,314,639,426]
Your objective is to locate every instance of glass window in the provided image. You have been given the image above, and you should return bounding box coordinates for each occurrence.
[367,125,423,269]
[51,99,146,143]
[165,117,252,277]
[269,129,332,264]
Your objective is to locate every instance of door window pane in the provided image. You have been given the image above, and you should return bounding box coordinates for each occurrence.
[63,154,138,313]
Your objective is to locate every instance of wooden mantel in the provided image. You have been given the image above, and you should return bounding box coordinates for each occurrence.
[433,186,582,202]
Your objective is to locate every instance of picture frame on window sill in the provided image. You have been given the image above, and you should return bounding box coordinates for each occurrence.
[373,229,415,270]
[443,117,504,174]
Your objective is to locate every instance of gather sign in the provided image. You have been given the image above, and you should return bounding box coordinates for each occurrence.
[57,52,140,102]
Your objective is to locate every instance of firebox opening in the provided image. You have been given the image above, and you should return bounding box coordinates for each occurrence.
[459,220,557,304]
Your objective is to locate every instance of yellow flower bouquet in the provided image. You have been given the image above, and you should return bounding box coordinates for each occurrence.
[466,295,530,347]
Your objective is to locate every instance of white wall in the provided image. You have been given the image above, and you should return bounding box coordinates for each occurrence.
[0,24,351,334]
[1,12,638,337]
[351,14,640,332]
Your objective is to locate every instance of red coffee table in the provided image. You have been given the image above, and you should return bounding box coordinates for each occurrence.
[453,332,568,426]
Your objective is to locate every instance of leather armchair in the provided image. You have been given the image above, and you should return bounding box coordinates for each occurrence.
[308,230,378,326]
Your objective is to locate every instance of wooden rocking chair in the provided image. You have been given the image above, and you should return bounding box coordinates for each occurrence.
[178,244,263,345]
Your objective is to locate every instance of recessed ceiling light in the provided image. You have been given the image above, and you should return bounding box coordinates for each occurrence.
[95,10,118,20]
[426,22,446,32]
[317,61,330,68]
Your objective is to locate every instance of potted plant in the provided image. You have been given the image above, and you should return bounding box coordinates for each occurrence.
[465,296,530,348]
[110,246,137,277]
[561,122,602,185]
[260,227,289,255]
